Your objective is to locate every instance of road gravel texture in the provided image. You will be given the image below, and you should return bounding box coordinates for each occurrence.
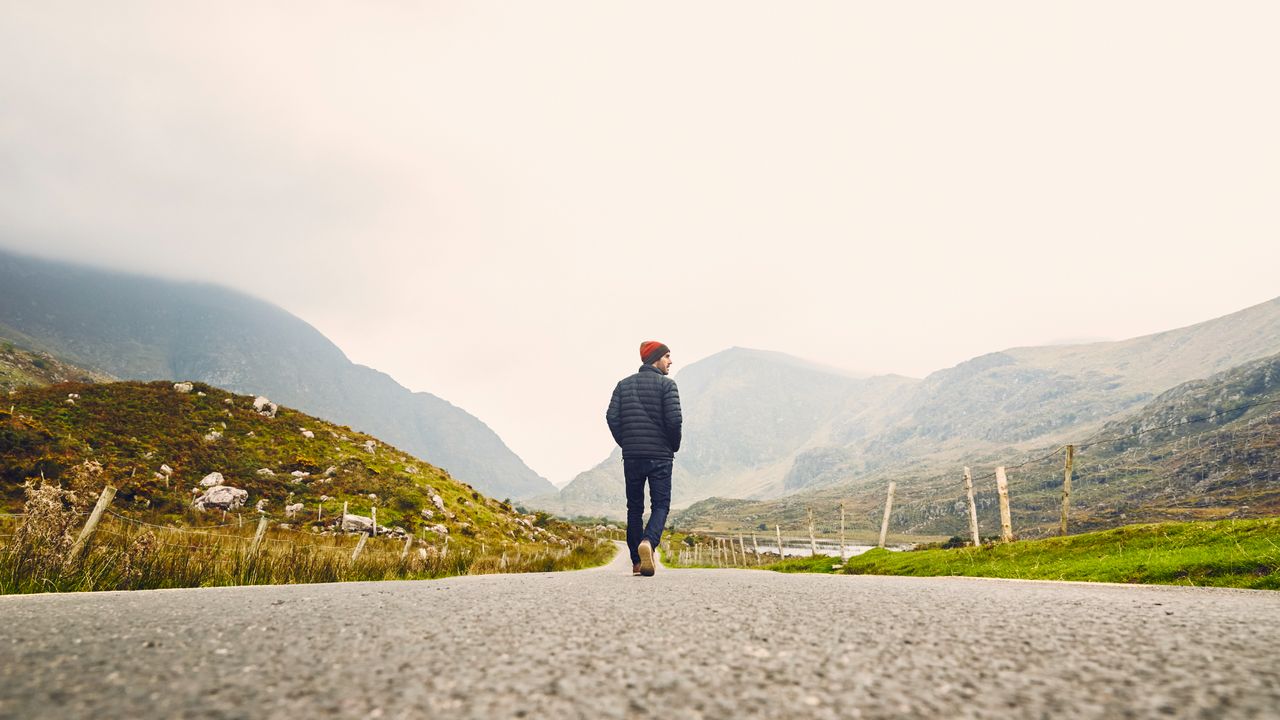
[2,544,1278,719]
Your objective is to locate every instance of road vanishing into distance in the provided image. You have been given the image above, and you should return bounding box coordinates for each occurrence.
[2,544,1278,719]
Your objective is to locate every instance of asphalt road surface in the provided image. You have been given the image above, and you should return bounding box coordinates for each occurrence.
[2,544,1278,719]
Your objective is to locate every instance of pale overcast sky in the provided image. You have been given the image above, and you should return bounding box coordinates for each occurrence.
[2,2,1277,486]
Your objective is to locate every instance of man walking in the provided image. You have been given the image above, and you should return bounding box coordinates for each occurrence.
[606,340,682,577]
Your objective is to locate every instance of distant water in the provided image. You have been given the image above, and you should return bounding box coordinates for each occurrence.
[708,538,908,557]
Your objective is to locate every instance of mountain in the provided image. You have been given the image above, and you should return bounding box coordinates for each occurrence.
[676,348,1280,537]
[0,378,581,550]
[546,348,916,517]
[783,295,1280,491]
[0,248,556,499]
[552,296,1280,520]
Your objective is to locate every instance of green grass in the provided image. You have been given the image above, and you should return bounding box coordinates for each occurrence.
[832,517,1280,590]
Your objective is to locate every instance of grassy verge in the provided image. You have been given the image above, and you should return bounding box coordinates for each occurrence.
[829,518,1280,590]
[0,483,615,595]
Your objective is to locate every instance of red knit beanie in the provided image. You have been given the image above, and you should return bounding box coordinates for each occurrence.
[640,341,670,365]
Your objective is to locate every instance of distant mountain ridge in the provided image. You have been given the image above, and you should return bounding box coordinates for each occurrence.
[0,248,555,499]
[549,296,1280,519]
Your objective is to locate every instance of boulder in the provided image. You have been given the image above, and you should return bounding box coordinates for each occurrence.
[200,472,225,487]
[340,513,374,533]
[420,508,435,520]
[301,429,315,439]
[159,464,173,476]
[431,494,445,512]
[290,471,310,480]
[285,503,304,518]
[193,485,248,511]
[256,468,275,477]
[173,382,194,394]
[255,499,268,513]
[253,396,278,418]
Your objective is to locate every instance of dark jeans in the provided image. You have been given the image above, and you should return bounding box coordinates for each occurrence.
[624,458,673,565]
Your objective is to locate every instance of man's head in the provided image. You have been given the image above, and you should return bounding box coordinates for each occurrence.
[640,340,672,375]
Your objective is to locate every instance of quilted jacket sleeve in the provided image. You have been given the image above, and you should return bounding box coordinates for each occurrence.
[606,381,624,445]
[663,379,683,453]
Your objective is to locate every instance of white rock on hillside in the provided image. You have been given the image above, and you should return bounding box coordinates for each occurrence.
[200,472,225,487]
[174,382,194,394]
[431,494,445,512]
[253,396,278,418]
[285,503,304,518]
[424,524,449,535]
[159,464,173,476]
[255,499,268,513]
[193,485,248,511]
[300,429,314,439]
[340,513,374,533]
[256,468,275,476]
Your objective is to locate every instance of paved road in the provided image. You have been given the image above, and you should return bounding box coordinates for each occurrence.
[2,544,1278,719]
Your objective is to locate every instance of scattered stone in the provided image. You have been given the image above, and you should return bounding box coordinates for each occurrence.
[405,465,419,475]
[324,466,337,477]
[277,523,292,530]
[285,503,304,518]
[255,499,268,513]
[200,472,225,487]
[431,494,445,512]
[65,398,76,405]
[196,391,206,397]
[368,494,377,501]
[340,513,374,533]
[301,429,315,439]
[290,471,310,481]
[424,524,449,535]
[253,396,278,418]
[257,468,275,477]
[160,464,173,476]
[203,430,222,442]
[420,509,435,520]
[173,382,194,394]
[193,485,248,511]
[224,398,234,405]
[363,440,377,454]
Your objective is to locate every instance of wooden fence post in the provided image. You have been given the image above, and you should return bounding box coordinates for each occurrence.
[776,525,783,558]
[878,481,896,549]
[995,466,1013,542]
[752,534,761,565]
[738,535,747,565]
[401,534,413,560]
[372,507,377,537]
[963,467,980,547]
[248,516,269,559]
[1060,445,1075,536]
[808,508,817,557]
[67,485,117,564]
[839,502,847,561]
[351,533,368,561]
[341,501,348,532]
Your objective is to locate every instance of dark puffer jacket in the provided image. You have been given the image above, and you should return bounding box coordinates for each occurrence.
[606,364,683,460]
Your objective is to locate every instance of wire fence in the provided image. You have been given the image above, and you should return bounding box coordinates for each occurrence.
[677,394,1280,567]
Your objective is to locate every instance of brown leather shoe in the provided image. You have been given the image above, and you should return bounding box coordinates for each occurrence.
[638,540,655,576]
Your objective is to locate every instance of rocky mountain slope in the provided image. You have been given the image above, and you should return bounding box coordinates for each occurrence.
[676,349,1280,538]
[0,378,582,550]
[0,248,555,499]
[545,348,916,516]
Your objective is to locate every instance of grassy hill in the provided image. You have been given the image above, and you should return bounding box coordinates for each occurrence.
[0,248,555,499]
[1,379,595,556]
